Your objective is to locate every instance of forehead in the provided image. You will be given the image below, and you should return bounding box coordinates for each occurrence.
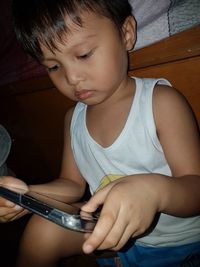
[64,12,112,42]
[40,11,118,57]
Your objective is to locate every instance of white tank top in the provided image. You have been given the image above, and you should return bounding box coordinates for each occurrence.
[70,77,200,247]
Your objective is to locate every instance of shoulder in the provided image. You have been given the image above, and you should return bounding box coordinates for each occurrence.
[153,84,193,120]
[153,84,197,135]
[64,102,85,133]
[64,106,76,133]
[153,84,188,107]
[152,85,200,178]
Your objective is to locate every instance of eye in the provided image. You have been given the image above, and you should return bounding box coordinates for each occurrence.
[47,65,59,73]
[77,50,93,60]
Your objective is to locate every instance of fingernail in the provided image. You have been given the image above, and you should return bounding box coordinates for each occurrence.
[14,205,22,210]
[83,244,93,254]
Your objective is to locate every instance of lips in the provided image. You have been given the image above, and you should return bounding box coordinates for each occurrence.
[75,89,93,100]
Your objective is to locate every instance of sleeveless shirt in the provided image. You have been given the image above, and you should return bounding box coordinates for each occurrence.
[70,77,200,247]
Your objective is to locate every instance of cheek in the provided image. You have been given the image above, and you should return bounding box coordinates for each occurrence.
[48,74,73,97]
[94,49,128,83]
[48,73,65,90]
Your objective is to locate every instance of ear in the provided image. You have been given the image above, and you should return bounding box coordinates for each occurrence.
[122,16,136,51]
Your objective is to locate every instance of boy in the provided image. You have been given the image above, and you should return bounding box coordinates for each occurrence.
[0,0,200,266]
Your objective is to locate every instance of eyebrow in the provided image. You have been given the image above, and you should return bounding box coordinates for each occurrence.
[69,33,97,48]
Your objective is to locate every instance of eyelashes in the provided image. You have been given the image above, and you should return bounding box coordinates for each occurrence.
[77,50,93,60]
[47,65,59,73]
[46,49,95,72]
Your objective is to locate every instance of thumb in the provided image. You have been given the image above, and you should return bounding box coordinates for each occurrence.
[0,176,28,192]
[81,184,113,212]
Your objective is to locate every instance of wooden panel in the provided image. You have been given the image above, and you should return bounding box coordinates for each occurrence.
[0,75,54,97]
[129,25,200,70]
[0,89,74,182]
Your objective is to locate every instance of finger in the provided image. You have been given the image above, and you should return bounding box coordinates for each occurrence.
[0,197,15,208]
[96,208,128,250]
[10,209,29,221]
[111,224,147,252]
[110,224,134,251]
[0,197,22,221]
[82,191,108,213]
[0,204,22,216]
[101,220,144,251]
[3,209,24,222]
[81,184,114,213]
[82,201,119,254]
[0,216,11,223]
[0,176,28,192]
[84,232,91,240]
[0,206,24,222]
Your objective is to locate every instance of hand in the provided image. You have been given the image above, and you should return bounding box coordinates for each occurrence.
[0,176,29,222]
[81,175,161,254]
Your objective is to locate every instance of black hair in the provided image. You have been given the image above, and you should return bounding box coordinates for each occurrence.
[12,0,132,61]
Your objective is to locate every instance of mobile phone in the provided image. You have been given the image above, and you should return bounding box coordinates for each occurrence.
[0,186,98,232]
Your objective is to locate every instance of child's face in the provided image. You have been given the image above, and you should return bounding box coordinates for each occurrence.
[41,12,134,105]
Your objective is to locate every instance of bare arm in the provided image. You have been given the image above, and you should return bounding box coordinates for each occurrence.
[30,107,86,203]
[0,107,86,222]
[153,85,200,216]
[0,176,29,222]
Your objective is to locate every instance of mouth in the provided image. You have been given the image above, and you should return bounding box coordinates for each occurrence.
[75,90,94,101]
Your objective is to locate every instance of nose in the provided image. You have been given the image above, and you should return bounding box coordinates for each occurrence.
[63,64,83,86]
